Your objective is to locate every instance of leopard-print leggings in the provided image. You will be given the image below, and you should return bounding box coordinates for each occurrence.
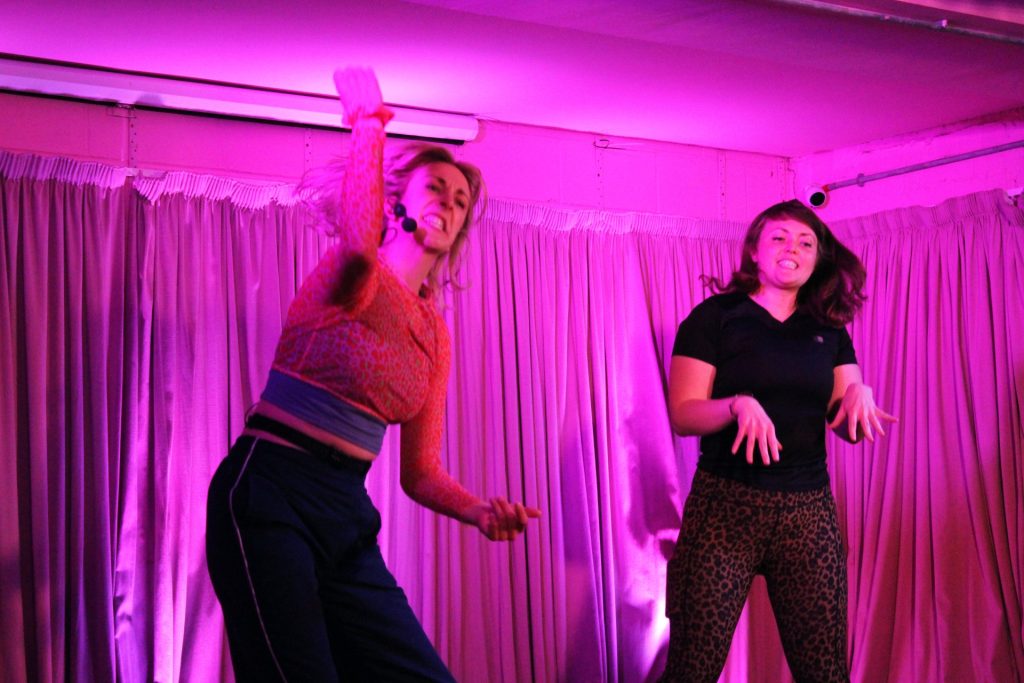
[660,469,849,683]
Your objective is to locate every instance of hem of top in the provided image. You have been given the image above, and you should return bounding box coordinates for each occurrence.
[265,367,388,425]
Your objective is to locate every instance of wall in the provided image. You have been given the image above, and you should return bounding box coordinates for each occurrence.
[3,91,1022,223]
[465,120,787,223]
[793,108,1024,222]
[0,91,785,223]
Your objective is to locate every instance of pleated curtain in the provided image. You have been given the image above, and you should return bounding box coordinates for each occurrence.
[2,150,1021,682]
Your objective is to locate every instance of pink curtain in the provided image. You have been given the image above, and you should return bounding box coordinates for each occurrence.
[2,150,1022,682]
[832,195,1024,682]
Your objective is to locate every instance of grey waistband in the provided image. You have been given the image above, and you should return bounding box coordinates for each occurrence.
[261,369,387,454]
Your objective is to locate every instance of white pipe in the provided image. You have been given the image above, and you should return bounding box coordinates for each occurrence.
[771,0,1024,45]
[824,139,1024,191]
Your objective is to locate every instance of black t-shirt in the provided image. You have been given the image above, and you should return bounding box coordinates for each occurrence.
[672,292,858,491]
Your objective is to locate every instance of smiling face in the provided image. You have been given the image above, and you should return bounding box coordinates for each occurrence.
[396,161,471,254]
[751,218,819,292]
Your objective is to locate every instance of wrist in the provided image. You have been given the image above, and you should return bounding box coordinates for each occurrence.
[846,382,870,398]
[461,499,488,526]
[729,393,752,420]
[347,105,394,128]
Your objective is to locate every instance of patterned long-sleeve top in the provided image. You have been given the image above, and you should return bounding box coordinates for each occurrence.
[262,117,478,519]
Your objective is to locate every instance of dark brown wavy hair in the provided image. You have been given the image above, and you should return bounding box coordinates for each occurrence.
[703,199,866,326]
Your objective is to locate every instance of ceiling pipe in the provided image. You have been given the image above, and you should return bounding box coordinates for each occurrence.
[771,0,1024,45]
[806,139,1024,206]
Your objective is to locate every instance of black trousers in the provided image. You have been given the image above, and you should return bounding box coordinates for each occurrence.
[660,469,849,683]
[206,437,455,682]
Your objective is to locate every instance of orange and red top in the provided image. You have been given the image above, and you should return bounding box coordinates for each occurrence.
[261,117,477,517]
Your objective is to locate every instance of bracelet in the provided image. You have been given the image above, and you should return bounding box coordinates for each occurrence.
[344,106,395,129]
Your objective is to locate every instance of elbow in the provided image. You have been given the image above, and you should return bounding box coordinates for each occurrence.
[399,471,422,500]
[669,397,722,437]
[669,411,699,437]
[401,468,441,506]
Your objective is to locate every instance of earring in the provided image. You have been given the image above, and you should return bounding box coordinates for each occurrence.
[393,203,418,233]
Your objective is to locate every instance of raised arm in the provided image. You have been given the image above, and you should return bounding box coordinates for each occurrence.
[828,364,897,444]
[334,67,393,258]
[293,68,393,309]
[668,355,781,465]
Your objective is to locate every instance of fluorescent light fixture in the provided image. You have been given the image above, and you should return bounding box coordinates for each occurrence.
[0,55,479,142]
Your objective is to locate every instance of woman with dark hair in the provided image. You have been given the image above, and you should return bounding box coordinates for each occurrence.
[206,67,540,682]
[660,200,895,682]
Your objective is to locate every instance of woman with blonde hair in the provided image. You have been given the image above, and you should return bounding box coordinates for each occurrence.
[206,67,539,682]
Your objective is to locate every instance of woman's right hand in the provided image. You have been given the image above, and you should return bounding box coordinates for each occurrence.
[730,395,782,465]
[333,66,394,127]
[466,497,542,542]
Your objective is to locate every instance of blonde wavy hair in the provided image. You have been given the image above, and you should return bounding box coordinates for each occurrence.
[300,141,485,297]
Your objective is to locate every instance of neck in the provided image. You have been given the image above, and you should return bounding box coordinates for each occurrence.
[751,286,798,320]
[379,238,439,293]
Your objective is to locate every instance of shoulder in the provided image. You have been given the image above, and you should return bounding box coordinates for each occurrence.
[798,315,857,363]
[805,315,849,339]
[428,303,452,376]
[708,291,747,310]
[697,291,746,310]
[685,292,745,323]
[431,304,451,344]
[421,296,451,354]
[674,293,744,358]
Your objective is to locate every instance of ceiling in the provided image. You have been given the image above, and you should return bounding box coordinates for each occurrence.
[1,0,1023,156]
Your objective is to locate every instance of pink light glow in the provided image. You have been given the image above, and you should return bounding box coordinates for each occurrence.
[2,0,1022,155]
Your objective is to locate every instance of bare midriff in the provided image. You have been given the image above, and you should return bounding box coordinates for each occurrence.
[243,399,379,462]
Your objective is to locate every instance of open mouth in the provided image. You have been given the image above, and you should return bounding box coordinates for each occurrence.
[778,259,798,270]
[423,214,447,233]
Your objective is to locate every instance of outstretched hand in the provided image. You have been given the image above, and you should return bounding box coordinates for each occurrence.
[730,395,782,465]
[828,383,897,443]
[333,66,393,127]
[467,497,542,542]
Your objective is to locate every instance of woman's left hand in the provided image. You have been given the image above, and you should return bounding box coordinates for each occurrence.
[467,497,542,542]
[828,383,897,443]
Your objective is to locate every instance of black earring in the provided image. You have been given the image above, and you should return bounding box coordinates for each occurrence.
[393,203,418,233]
